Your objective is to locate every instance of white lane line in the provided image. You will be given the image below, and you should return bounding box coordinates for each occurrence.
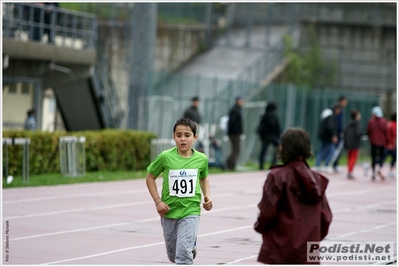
[333,200,397,213]
[6,217,160,242]
[2,193,240,220]
[222,221,398,265]
[40,225,253,265]
[4,198,396,242]
[3,201,151,220]
[4,204,256,242]
[2,189,148,204]
[328,187,396,197]
[327,221,397,240]
[224,255,258,265]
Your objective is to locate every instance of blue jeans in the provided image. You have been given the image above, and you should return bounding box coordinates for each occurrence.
[383,148,397,168]
[316,141,335,167]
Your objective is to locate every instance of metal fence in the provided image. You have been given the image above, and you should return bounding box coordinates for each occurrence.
[2,2,97,49]
[59,136,86,177]
[144,73,382,166]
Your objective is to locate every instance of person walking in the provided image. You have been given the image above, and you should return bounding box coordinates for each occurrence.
[315,103,341,173]
[24,109,37,130]
[226,96,244,171]
[256,102,281,170]
[382,112,396,178]
[146,118,213,264]
[343,109,363,179]
[183,96,203,152]
[367,106,388,181]
[183,96,201,125]
[254,128,333,264]
[332,95,348,173]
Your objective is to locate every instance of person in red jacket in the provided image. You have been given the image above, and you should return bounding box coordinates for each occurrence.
[254,128,333,264]
[367,106,388,181]
[383,112,396,178]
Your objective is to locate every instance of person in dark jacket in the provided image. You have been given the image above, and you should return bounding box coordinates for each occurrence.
[226,96,244,171]
[183,96,201,125]
[257,102,281,170]
[332,95,348,173]
[315,103,341,173]
[254,128,332,264]
[367,106,388,181]
[343,109,363,179]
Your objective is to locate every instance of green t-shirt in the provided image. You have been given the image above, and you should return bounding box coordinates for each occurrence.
[147,147,208,219]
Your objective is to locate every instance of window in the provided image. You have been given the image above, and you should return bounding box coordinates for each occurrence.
[21,83,31,94]
[8,84,17,94]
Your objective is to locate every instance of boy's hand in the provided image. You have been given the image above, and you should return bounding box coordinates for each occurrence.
[203,196,213,211]
[156,201,170,217]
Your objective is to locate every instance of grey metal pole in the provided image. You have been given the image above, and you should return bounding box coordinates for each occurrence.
[128,3,157,130]
[34,80,43,131]
[204,3,212,49]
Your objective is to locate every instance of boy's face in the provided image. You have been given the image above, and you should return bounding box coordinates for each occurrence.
[173,125,197,154]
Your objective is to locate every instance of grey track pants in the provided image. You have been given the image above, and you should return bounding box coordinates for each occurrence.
[161,215,200,265]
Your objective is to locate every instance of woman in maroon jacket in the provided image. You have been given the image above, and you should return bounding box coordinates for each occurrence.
[254,128,333,264]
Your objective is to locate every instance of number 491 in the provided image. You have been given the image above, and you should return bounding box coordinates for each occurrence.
[172,179,194,195]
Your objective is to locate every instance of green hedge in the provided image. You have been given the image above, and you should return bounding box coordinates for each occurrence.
[2,130,157,176]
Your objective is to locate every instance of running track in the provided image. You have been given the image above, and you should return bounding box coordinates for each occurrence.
[2,165,397,265]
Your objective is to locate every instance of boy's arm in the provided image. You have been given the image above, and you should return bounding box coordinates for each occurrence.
[200,177,212,211]
[146,173,170,217]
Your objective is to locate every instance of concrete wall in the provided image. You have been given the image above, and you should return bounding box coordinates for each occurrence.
[99,23,207,128]
[299,21,396,91]
[298,20,396,116]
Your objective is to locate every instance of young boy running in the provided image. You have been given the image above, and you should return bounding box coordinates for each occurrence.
[146,118,213,264]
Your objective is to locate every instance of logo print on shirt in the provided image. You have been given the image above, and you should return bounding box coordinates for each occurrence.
[180,171,187,176]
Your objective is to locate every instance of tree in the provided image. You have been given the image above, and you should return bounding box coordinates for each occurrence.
[283,24,337,89]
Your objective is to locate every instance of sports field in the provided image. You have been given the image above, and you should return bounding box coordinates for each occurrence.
[2,164,397,265]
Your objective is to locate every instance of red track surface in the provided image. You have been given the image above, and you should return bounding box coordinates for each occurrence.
[2,164,397,265]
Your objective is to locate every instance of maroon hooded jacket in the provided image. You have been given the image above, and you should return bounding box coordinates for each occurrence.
[254,160,333,264]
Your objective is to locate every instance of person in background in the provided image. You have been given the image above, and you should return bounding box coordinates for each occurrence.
[24,109,37,130]
[382,112,396,178]
[343,109,363,179]
[183,96,203,152]
[256,102,281,170]
[207,135,226,170]
[315,103,341,173]
[226,96,244,171]
[332,95,348,173]
[254,128,332,264]
[367,106,387,181]
[183,96,201,126]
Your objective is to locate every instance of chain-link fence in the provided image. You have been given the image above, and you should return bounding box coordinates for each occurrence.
[144,69,382,166]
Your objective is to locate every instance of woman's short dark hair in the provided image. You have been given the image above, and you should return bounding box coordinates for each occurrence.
[173,118,197,135]
[279,128,312,163]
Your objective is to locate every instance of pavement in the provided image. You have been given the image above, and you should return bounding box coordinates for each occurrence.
[1,163,396,266]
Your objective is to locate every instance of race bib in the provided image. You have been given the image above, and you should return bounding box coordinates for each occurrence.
[168,169,198,197]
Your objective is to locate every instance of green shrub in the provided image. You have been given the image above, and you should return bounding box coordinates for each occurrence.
[2,130,157,176]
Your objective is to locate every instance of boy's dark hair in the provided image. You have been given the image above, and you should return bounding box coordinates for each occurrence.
[391,112,396,122]
[350,109,359,119]
[279,128,312,163]
[173,118,197,135]
[192,96,199,102]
